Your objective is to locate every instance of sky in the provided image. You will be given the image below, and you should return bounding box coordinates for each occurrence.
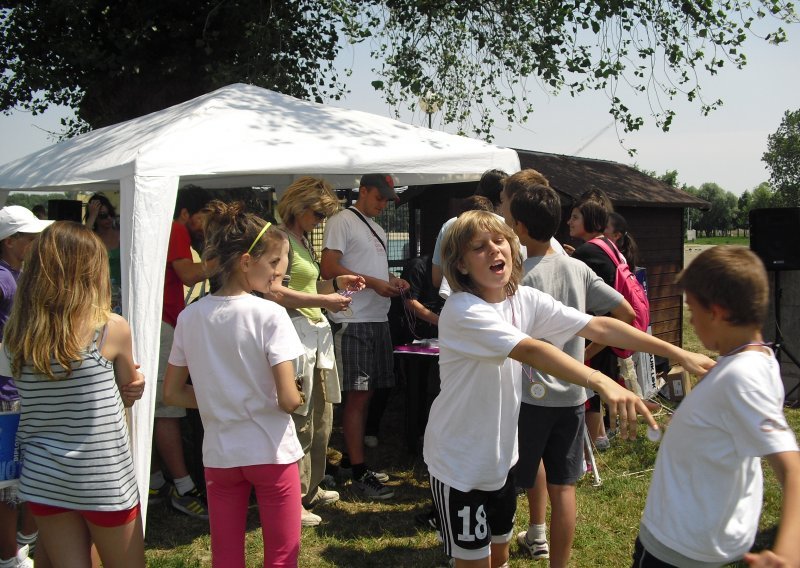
[1,19,798,196]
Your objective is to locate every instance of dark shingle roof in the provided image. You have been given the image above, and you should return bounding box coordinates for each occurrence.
[515,149,710,209]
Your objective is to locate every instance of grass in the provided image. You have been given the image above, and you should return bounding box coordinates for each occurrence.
[143,245,795,567]
[685,235,750,246]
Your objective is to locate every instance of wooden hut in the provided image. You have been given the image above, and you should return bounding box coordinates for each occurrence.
[403,150,709,348]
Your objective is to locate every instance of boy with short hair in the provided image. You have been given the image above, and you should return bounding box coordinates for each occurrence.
[633,246,800,567]
[508,181,634,567]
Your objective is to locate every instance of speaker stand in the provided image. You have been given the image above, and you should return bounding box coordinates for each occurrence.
[773,271,800,405]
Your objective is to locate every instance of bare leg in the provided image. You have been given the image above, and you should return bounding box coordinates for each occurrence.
[32,511,93,568]
[0,502,17,560]
[342,390,372,466]
[89,513,145,568]
[547,483,577,568]
[154,417,189,479]
[528,461,548,525]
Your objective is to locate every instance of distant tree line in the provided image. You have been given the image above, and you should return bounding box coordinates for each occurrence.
[645,108,800,238]
[5,192,68,212]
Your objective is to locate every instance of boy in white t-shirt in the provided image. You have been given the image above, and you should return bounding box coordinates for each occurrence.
[424,211,714,568]
[634,246,800,568]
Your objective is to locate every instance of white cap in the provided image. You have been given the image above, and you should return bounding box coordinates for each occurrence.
[0,205,54,241]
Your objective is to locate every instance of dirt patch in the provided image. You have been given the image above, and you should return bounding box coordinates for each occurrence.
[683,244,716,268]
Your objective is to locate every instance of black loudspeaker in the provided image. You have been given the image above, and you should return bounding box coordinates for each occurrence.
[750,207,800,271]
[47,199,83,223]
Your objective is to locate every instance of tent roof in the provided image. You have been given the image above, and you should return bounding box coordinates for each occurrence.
[0,83,520,192]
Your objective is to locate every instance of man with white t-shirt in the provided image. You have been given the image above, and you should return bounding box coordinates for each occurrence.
[321,174,409,500]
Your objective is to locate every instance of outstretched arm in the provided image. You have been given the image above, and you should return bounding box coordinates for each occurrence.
[579,316,716,377]
[509,337,657,439]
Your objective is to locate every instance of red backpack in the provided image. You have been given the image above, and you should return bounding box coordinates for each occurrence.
[588,237,650,358]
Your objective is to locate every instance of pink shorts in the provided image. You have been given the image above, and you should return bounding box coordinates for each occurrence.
[28,502,140,528]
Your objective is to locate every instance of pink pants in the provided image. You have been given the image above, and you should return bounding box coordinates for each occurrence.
[205,463,300,568]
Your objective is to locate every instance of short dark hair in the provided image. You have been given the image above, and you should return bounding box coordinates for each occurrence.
[474,169,508,207]
[573,188,610,234]
[174,186,210,219]
[455,195,494,216]
[677,246,768,326]
[510,185,561,242]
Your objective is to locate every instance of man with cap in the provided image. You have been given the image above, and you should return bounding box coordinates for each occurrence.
[0,206,51,568]
[321,173,409,500]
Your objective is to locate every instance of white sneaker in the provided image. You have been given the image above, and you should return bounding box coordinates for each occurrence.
[364,435,379,448]
[307,488,340,508]
[301,508,322,527]
[517,531,550,559]
[16,545,34,568]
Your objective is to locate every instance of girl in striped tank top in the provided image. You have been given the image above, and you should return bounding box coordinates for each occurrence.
[2,221,145,567]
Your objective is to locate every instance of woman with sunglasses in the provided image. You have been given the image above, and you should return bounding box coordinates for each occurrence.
[273,176,364,526]
[85,193,122,313]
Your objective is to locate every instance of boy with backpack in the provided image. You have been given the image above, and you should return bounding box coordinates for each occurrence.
[633,246,800,567]
[503,174,635,567]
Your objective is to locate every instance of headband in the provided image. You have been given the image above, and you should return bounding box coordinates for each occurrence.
[247,222,272,255]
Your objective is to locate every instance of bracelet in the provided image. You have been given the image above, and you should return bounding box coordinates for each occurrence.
[585,369,601,389]
[332,276,340,292]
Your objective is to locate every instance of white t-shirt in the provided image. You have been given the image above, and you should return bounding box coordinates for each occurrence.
[169,294,304,468]
[423,287,591,492]
[323,208,391,323]
[641,350,799,565]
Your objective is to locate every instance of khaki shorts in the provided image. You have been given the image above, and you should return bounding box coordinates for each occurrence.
[154,320,186,419]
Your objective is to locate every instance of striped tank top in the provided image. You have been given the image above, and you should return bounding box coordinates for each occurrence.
[14,331,139,511]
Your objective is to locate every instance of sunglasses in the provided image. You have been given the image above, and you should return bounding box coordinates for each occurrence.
[97,212,110,220]
[312,210,326,221]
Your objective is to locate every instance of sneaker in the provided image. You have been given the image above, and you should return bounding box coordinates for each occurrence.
[517,531,550,559]
[594,436,610,451]
[15,544,34,568]
[352,471,394,500]
[364,435,379,448]
[170,486,209,520]
[148,481,171,505]
[301,508,322,527]
[320,474,337,489]
[415,509,439,530]
[339,466,389,483]
[306,488,340,508]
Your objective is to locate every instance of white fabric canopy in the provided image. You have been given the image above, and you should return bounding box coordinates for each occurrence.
[0,83,520,528]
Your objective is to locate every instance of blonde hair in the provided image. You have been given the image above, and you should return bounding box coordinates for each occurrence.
[276,176,340,228]
[4,222,110,380]
[202,200,286,287]
[441,210,522,298]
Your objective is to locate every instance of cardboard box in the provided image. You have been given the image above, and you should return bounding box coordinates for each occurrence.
[662,365,692,402]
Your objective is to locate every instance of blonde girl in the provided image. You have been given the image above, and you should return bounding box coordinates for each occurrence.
[3,221,144,568]
[163,201,305,567]
[274,176,363,525]
[424,211,713,568]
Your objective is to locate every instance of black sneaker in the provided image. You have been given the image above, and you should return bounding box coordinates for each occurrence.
[338,466,389,483]
[148,482,172,506]
[415,508,439,530]
[170,486,209,520]
[352,471,394,500]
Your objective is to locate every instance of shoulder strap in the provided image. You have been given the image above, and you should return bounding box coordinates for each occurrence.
[588,237,623,267]
[348,207,386,252]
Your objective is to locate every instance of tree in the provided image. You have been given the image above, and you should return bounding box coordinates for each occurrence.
[1,1,796,139]
[694,182,738,236]
[6,192,67,210]
[763,109,800,206]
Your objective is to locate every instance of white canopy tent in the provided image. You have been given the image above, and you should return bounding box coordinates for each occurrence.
[0,83,520,527]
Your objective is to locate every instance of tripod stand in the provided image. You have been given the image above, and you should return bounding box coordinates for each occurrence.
[773,271,800,404]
